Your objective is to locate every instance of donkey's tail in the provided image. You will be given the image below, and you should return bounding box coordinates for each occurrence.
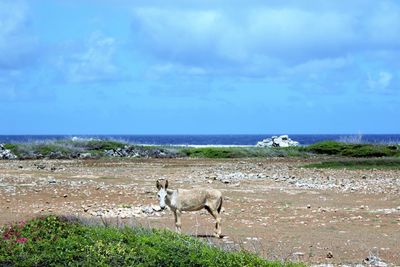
[217,196,223,214]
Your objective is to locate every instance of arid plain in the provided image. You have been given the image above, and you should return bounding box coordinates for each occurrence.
[1,158,399,266]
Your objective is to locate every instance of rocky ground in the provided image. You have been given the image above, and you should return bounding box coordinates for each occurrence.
[1,157,399,266]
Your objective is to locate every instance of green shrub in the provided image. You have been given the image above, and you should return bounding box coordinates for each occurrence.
[3,144,18,152]
[0,216,303,267]
[341,145,395,157]
[306,141,348,155]
[84,140,127,151]
[35,144,70,156]
[182,147,239,158]
[306,141,400,157]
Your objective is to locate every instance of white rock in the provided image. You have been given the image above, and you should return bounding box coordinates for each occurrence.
[255,135,299,147]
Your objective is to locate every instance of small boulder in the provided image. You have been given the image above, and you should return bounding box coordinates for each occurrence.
[79,153,92,159]
[141,205,154,214]
[0,144,18,160]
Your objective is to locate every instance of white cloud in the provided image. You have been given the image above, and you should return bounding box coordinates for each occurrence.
[367,71,393,91]
[286,57,351,75]
[0,0,41,99]
[365,2,400,46]
[148,63,207,78]
[132,6,358,63]
[0,0,27,36]
[0,0,37,70]
[131,2,400,82]
[59,32,123,83]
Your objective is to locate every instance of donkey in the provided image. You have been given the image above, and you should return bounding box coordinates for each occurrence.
[156,179,223,238]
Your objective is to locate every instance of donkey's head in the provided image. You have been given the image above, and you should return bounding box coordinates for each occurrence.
[156,179,169,210]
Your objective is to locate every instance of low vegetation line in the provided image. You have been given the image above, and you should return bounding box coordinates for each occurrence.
[0,216,303,267]
[1,139,399,159]
[180,146,307,158]
[304,158,400,170]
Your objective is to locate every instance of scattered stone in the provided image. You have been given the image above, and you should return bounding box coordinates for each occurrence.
[141,205,154,214]
[48,151,64,159]
[79,153,92,159]
[36,164,46,170]
[326,251,334,258]
[293,252,305,260]
[151,205,162,212]
[48,179,57,184]
[363,255,388,267]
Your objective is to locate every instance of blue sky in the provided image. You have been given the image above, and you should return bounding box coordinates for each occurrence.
[1,0,399,134]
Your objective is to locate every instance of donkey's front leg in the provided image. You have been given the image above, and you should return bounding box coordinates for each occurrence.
[174,210,182,233]
[214,214,222,238]
[207,209,222,238]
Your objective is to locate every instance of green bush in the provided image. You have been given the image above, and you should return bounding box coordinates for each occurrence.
[182,147,240,158]
[180,147,307,158]
[3,144,18,152]
[84,140,127,151]
[0,216,303,267]
[306,141,400,157]
[306,141,348,155]
[35,144,71,156]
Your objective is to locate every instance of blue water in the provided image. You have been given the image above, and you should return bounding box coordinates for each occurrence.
[0,134,399,146]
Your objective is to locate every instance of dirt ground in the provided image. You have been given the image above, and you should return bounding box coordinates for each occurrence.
[1,158,399,266]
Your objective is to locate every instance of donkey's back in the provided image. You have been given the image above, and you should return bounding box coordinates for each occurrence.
[177,188,222,212]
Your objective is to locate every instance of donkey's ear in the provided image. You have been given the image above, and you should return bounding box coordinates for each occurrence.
[165,180,169,189]
[156,180,161,189]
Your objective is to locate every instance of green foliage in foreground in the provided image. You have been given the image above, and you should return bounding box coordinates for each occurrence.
[304,158,400,170]
[0,216,302,267]
[180,146,307,158]
[306,141,400,157]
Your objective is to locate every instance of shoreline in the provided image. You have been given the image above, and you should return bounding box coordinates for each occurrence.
[1,134,400,147]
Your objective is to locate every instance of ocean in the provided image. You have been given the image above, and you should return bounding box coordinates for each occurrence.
[0,134,399,146]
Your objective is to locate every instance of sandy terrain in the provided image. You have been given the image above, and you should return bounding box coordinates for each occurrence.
[1,158,399,266]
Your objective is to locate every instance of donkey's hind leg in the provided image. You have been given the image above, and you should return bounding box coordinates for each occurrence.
[205,206,222,238]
